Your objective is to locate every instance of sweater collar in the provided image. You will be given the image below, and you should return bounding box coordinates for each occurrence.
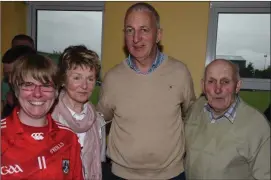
[204,96,240,123]
[126,49,164,74]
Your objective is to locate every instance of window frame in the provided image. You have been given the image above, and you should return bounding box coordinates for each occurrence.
[26,1,105,56]
[205,1,271,66]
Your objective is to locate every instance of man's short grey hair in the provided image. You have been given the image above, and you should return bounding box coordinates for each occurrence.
[124,2,161,29]
[203,59,241,81]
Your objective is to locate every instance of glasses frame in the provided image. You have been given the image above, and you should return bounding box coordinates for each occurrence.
[19,81,55,92]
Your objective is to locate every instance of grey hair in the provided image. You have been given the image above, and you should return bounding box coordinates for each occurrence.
[124,2,161,29]
[203,59,241,81]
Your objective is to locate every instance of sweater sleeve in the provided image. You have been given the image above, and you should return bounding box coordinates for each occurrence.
[181,65,196,119]
[247,116,270,180]
[96,72,114,121]
[249,135,270,179]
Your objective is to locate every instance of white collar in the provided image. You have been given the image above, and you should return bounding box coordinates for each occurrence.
[67,103,88,119]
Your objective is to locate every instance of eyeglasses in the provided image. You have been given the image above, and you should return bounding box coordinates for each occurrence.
[19,82,55,92]
[124,27,151,36]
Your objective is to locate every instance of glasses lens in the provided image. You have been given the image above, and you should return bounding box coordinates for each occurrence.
[21,83,35,91]
[41,85,55,92]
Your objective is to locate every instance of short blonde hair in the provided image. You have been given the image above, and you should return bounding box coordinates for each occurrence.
[58,45,101,85]
[10,53,59,92]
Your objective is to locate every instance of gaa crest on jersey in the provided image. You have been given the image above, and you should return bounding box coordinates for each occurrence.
[62,159,70,174]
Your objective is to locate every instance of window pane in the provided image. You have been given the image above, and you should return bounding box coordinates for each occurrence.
[216,13,270,112]
[37,10,103,63]
[36,10,103,104]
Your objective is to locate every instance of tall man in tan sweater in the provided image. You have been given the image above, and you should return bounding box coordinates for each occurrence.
[97,2,196,180]
[184,59,270,180]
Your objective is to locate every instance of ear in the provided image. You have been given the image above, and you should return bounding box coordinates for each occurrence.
[235,80,242,93]
[14,91,19,98]
[201,78,205,94]
[55,90,59,98]
[14,88,19,98]
[156,28,162,43]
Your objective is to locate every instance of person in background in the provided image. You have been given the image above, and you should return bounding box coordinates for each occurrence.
[97,2,196,180]
[184,59,270,180]
[1,53,83,179]
[52,45,105,180]
[1,34,35,116]
[1,45,37,118]
[11,34,35,49]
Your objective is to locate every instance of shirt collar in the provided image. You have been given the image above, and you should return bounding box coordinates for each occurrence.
[67,103,88,119]
[204,96,240,123]
[9,106,59,135]
[126,49,164,74]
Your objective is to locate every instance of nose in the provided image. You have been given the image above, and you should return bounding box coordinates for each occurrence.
[214,84,222,94]
[133,31,141,44]
[33,85,42,98]
[81,79,88,90]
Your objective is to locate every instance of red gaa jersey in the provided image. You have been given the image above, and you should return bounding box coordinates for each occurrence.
[1,107,83,180]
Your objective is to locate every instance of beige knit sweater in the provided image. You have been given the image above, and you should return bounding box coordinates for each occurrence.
[97,55,196,179]
[184,96,270,180]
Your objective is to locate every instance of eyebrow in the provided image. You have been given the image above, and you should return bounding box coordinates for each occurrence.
[70,72,81,75]
[22,81,53,85]
[207,77,216,80]
[220,77,230,80]
[68,72,81,76]
[125,25,149,29]
[70,72,95,77]
[207,77,231,81]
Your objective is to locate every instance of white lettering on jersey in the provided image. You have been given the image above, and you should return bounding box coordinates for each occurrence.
[37,156,47,169]
[1,164,23,175]
[50,142,64,154]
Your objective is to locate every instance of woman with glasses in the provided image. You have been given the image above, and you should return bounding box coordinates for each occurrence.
[1,54,83,180]
[52,45,104,180]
